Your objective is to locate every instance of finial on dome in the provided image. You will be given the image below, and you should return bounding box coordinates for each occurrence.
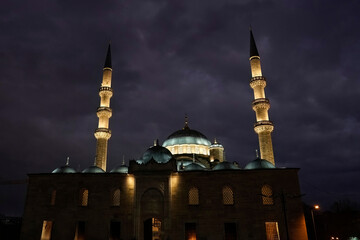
[255,149,259,158]
[214,138,217,144]
[154,139,159,146]
[122,155,125,165]
[184,114,189,130]
[94,157,97,166]
[66,157,70,166]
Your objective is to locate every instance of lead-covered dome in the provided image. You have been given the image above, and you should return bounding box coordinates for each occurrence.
[244,158,275,169]
[163,128,211,146]
[213,161,240,171]
[162,118,211,156]
[183,162,206,171]
[52,157,76,173]
[82,165,105,173]
[52,165,76,173]
[138,140,173,164]
[110,164,128,173]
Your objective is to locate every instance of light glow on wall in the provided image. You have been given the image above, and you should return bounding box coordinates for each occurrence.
[127,174,135,189]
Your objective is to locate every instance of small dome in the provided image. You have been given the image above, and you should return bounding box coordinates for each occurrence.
[213,161,240,171]
[52,165,76,173]
[244,158,275,170]
[210,138,224,149]
[183,162,206,171]
[110,164,128,173]
[141,142,173,164]
[82,165,105,173]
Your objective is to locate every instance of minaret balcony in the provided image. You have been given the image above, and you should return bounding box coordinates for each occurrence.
[94,128,112,140]
[97,107,112,118]
[252,98,270,111]
[99,86,113,98]
[254,120,274,133]
[250,76,266,88]
[250,76,266,82]
[100,86,113,92]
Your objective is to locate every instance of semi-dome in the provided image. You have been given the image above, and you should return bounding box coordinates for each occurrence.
[244,158,275,170]
[52,165,76,173]
[183,162,206,171]
[140,140,173,164]
[110,164,128,173]
[82,165,105,173]
[213,161,240,171]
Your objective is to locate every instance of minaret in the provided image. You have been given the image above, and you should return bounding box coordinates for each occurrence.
[249,29,275,165]
[94,44,113,171]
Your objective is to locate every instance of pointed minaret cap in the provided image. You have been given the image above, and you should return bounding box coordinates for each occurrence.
[250,27,260,58]
[104,43,112,68]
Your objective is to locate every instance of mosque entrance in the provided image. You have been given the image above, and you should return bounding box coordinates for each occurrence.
[144,218,161,240]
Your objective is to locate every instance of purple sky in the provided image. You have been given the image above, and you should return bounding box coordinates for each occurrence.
[1,0,360,216]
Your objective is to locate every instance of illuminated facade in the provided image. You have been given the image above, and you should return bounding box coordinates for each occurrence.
[21,31,308,240]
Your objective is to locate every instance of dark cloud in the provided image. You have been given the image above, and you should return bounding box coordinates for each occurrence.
[1,0,360,215]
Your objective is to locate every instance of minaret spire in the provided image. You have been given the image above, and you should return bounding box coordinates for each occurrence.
[250,27,259,58]
[248,29,275,165]
[104,43,112,68]
[94,44,113,171]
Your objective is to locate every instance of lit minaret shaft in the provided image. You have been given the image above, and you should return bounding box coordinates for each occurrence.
[249,29,275,165]
[94,44,113,171]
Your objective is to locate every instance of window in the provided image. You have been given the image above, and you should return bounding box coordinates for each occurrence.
[265,222,280,240]
[50,190,56,206]
[188,187,199,205]
[112,189,120,206]
[224,223,237,240]
[185,223,196,240]
[79,188,88,206]
[110,221,121,240]
[223,186,234,205]
[261,185,274,205]
[40,220,53,240]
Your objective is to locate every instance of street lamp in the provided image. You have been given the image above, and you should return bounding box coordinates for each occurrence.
[311,204,320,240]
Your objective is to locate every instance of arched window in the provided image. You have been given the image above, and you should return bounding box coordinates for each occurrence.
[222,186,234,205]
[188,187,199,205]
[112,188,120,206]
[261,185,274,205]
[80,188,89,206]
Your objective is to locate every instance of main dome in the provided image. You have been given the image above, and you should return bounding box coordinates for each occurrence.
[162,120,211,156]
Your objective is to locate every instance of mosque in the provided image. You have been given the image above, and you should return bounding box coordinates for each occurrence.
[20,31,308,240]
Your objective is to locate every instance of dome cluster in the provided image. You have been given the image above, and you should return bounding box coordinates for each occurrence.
[51,123,276,174]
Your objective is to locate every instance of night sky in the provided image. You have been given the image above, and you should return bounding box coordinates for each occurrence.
[1,0,360,216]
